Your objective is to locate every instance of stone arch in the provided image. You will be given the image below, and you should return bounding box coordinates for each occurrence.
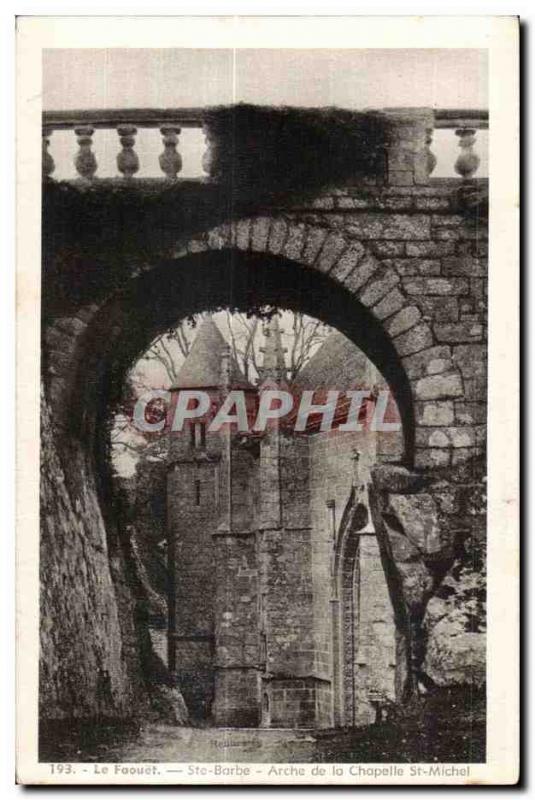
[167,215,467,471]
[57,249,414,463]
[45,214,468,477]
[40,210,481,727]
[336,524,360,727]
[44,216,473,536]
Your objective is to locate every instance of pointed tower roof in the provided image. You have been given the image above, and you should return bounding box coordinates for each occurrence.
[294,330,376,390]
[258,313,287,384]
[170,315,252,390]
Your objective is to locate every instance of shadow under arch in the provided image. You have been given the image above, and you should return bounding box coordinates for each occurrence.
[73,248,415,516]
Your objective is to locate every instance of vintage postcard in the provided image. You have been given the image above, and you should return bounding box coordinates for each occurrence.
[16,15,519,785]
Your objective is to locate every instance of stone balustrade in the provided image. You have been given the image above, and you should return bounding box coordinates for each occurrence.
[434,108,488,181]
[42,107,488,184]
[42,108,204,182]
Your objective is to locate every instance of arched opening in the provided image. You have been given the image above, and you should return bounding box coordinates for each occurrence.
[262,692,270,728]
[64,248,414,729]
[72,249,415,474]
[332,486,397,728]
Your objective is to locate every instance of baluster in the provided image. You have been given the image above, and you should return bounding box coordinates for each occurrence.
[201,126,215,177]
[117,125,140,179]
[42,127,55,179]
[74,126,97,180]
[425,127,437,177]
[159,126,182,180]
[454,128,480,180]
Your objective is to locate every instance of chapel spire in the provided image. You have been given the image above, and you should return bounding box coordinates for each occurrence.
[258,312,287,385]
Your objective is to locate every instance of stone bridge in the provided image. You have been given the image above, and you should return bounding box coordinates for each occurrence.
[40,105,488,729]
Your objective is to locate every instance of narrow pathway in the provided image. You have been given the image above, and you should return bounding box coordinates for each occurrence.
[110,725,319,763]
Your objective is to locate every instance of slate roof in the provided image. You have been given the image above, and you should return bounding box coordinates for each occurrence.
[294,330,379,391]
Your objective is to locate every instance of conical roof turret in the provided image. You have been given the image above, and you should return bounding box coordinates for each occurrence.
[170,315,252,390]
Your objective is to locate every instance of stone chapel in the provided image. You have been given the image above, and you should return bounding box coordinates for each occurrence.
[164,314,403,729]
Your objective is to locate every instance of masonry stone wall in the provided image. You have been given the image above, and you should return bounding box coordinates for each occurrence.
[213,532,260,727]
[167,419,229,719]
[167,457,219,718]
[40,387,146,721]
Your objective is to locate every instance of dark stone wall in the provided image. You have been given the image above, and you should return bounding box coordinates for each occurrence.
[213,532,261,727]
[167,424,224,718]
[39,387,146,721]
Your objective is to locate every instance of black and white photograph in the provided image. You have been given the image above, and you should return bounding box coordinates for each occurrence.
[14,15,519,785]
